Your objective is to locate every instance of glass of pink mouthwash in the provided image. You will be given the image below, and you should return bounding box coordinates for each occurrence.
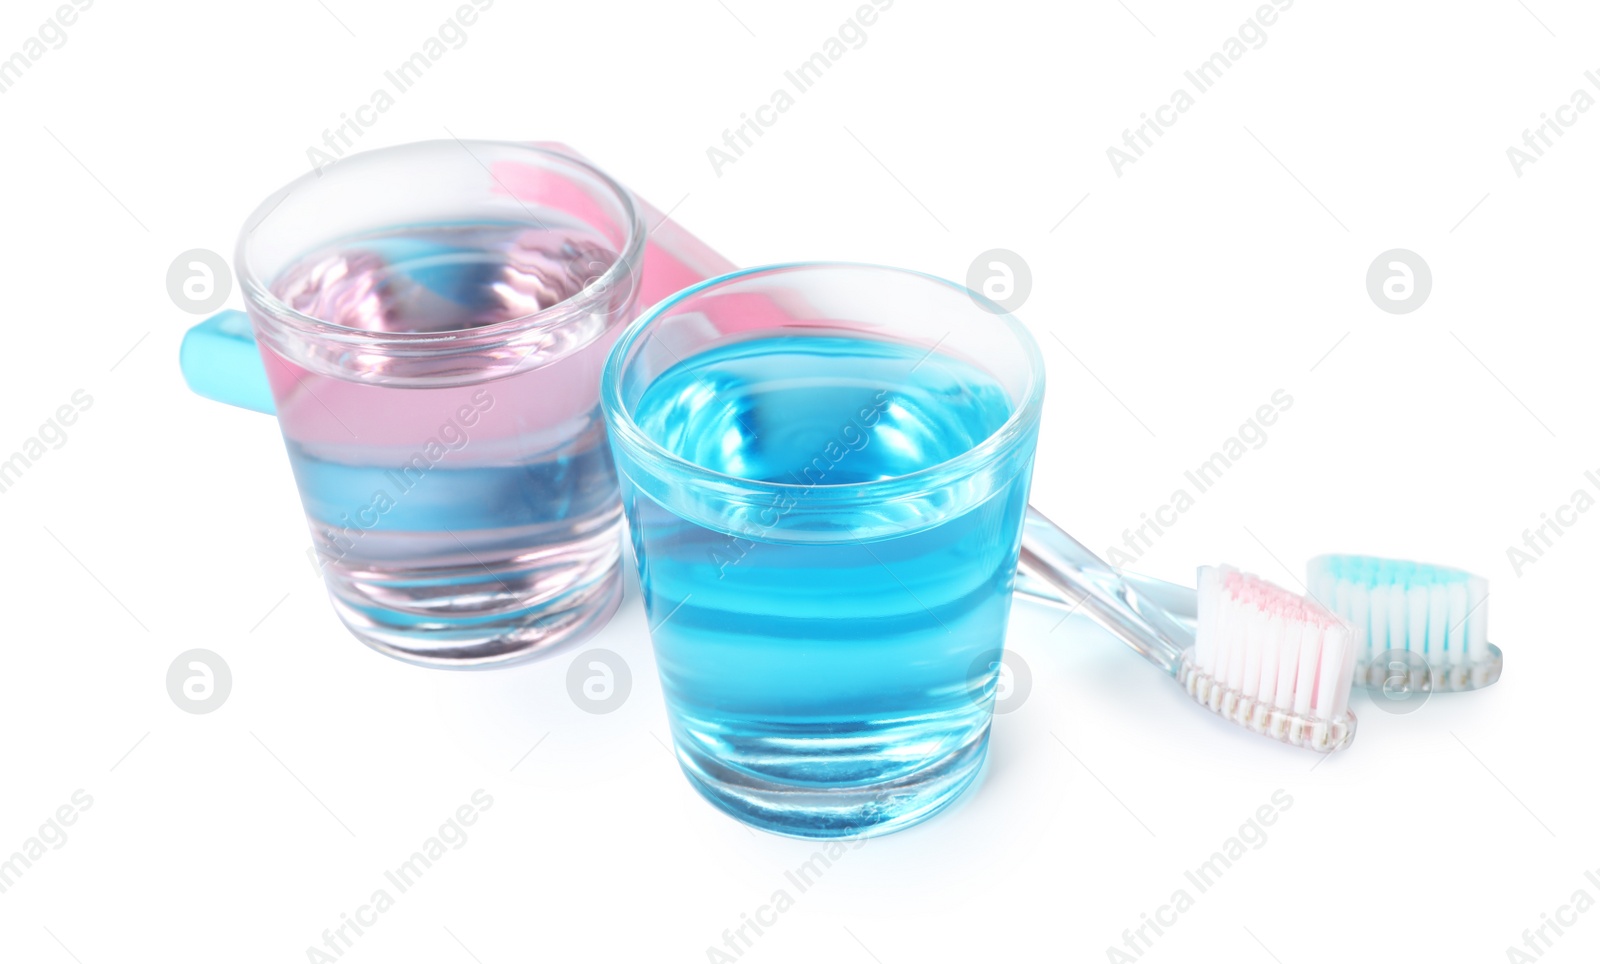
[236,140,645,668]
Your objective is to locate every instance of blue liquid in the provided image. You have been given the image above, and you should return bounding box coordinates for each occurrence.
[288,423,617,538]
[621,335,1035,837]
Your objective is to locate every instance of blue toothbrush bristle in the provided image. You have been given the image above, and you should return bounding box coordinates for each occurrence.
[1307,554,1492,686]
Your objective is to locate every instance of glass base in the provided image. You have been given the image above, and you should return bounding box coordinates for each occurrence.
[332,571,621,669]
[671,726,990,839]
[321,524,624,669]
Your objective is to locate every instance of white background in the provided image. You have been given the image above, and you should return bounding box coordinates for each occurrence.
[2,1,1596,961]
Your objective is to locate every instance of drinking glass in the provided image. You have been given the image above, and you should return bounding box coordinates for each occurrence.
[601,263,1045,837]
[238,140,644,667]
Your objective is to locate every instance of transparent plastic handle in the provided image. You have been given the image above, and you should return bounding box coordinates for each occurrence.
[1015,567,1197,632]
[1017,506,1194,675]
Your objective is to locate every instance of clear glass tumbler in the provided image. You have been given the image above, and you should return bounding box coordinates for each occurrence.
[238,140,645,668]
[601,263,1045,837]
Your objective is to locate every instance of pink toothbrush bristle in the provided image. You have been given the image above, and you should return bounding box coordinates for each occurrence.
[1183,565,1357,752]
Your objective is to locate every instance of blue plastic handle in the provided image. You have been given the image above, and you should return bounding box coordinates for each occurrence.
[178,310,276,415]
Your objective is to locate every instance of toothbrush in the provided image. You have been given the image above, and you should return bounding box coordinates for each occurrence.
[1019,510,1358,752]
[1308,554,1502,693]
[1014,531,1503,697]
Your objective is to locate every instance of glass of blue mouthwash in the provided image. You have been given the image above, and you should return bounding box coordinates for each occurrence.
[601,263,1045,838]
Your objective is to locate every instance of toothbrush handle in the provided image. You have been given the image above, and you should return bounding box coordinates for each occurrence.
[178,310,277,414]
[1017,506,1193,675]
[1015,568,1198,632]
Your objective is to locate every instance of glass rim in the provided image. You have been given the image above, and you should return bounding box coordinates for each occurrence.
[600,261,1047,501]
[235,139,646,350]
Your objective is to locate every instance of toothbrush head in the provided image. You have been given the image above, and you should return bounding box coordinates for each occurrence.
[1307,555,1502,694]
[1180,566,1358,753]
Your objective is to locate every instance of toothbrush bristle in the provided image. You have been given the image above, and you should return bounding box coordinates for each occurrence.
[1183,565,1357,752]
[1307,554,1500,692]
